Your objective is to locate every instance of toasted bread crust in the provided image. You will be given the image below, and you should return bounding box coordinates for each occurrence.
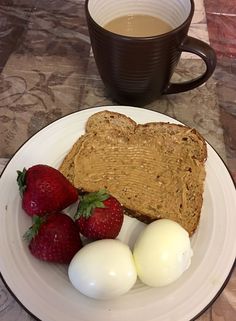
[85,110,137,134]
[60,111,207,235]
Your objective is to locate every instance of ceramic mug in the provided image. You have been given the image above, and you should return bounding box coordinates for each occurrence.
[85,0,216,106]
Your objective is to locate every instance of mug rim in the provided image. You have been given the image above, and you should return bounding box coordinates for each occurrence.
[85,0,195,40]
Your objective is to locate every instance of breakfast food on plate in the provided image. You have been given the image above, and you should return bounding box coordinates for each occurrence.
[24,213,82,263]
[60,110,207,235]
[133,219,193,287]
[18,109,205,297]
[68,239,137,299]
[17,164,78,216]
[75,189,124,240]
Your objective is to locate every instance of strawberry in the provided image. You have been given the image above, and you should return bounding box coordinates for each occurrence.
[17,164,78,216]
[24,213,82,263]
[75,190,124,240]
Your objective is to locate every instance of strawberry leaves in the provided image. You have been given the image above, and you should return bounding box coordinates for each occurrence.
[23,215,45,242]
[76,189,109,218]
[17,168,27,198]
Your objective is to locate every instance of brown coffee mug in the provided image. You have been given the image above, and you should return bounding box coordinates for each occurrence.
[85,0,216,106]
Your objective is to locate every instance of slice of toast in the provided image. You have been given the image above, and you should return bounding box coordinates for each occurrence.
[59,110,207,235]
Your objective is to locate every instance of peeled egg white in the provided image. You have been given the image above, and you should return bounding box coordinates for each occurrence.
[68,239,137,300]
[133,219,193,287]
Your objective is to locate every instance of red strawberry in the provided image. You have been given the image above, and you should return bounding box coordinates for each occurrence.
[17,164,78,216]
[24,213,82,263]
[75,190,124,240]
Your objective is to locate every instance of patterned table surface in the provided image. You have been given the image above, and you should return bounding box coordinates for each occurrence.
[0,1,235,320]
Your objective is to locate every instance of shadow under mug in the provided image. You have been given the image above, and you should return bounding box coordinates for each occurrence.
[85,0,216,106]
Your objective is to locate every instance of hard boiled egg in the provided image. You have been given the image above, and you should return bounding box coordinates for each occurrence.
[68,239,137,299]
[133,219,193,287]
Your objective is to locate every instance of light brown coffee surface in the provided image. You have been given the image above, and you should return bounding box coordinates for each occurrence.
[103,14,173,37]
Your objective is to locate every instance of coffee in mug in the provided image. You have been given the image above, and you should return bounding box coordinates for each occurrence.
[104,14,173,37]
[85,0,216,106]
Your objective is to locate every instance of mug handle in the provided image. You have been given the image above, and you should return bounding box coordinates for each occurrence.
[164,36,217,94]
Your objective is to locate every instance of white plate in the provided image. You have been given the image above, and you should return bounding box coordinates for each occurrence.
[0,106,236,321]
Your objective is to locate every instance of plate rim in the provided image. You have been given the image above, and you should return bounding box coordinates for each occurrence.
[0,105,235,321]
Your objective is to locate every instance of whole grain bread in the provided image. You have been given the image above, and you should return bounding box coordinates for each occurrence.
[59,110,207,235]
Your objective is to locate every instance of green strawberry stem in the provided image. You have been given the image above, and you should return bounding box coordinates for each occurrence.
[23,216,45,242]
[75,189,109,219]
[17,168,27,198]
